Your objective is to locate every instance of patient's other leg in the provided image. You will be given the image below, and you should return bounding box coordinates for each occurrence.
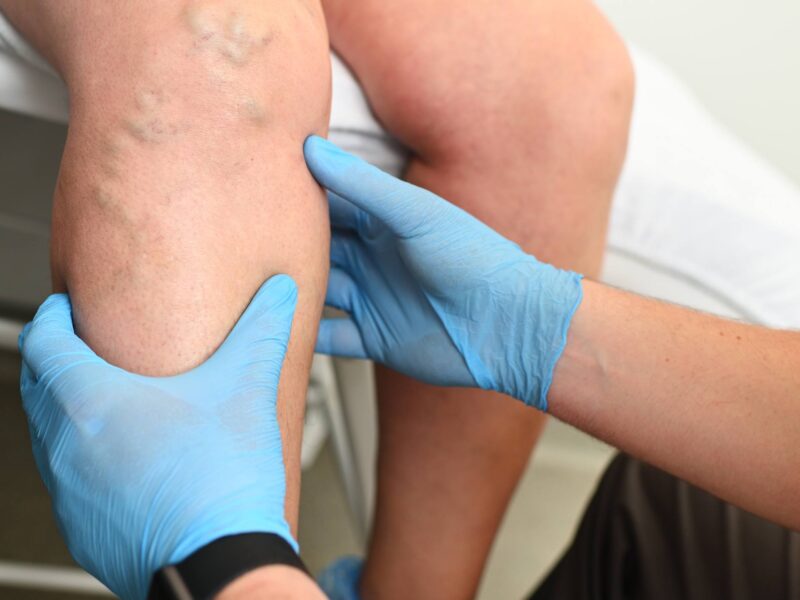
[324,0,634,597]
[0,0,332,532]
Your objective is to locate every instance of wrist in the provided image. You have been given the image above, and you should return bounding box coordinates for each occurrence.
[149,532,306,600]
[546,280,616,422]
[503,257,584,410]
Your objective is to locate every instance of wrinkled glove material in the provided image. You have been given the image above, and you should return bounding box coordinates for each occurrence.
[306,136,583,410]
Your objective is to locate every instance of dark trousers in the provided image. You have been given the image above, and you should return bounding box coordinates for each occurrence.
[530,454,800,600]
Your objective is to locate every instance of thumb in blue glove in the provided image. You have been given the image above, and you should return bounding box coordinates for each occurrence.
[19,274,298,600]
[304,136,583,411]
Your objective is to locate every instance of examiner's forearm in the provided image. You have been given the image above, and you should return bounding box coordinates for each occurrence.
[549,280,800,529]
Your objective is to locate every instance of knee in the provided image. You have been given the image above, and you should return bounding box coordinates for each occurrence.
[462,21,633,172]
[544,15,635,171]
[385,5,635,170]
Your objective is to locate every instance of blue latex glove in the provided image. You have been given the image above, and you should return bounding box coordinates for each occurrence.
[18,275,298,600]
[305,136,583,410]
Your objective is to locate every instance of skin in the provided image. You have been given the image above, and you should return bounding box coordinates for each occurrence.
[0,0,332,534]
[322,0,634,596]
[550,281,800,530]
[216,566,325,600]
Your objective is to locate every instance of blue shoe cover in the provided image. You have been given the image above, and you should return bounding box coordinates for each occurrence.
[317,555,364,600]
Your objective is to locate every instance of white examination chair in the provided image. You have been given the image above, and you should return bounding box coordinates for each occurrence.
[2,13,799,595]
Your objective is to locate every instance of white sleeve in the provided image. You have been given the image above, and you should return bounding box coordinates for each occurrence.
[603,47,800,329]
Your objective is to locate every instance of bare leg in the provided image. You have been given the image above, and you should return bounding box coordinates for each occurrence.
[323,0,634,596]
[1,0,332,532]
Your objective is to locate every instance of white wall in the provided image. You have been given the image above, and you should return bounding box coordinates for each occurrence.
[597,0,800,186]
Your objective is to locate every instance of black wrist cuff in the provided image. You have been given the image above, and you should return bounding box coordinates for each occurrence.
[148,532,307,600]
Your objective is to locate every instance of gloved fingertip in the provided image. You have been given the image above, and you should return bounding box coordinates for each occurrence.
[239,275,299,343]
[32,293,74,329]
[303,135,327,173]
[304,135,345,160]
[36,292,71,315]
[303,136,359,184]
[212,276,299,363]
[303,134,326,154]
[20,294,80,367]
[258,274,298,312]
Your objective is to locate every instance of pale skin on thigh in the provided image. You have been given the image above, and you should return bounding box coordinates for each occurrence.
[323,0,634,597]
[0,0,332,534]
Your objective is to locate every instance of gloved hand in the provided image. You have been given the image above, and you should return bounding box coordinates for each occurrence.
[305,136,583,410]
[18,275,298,600]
